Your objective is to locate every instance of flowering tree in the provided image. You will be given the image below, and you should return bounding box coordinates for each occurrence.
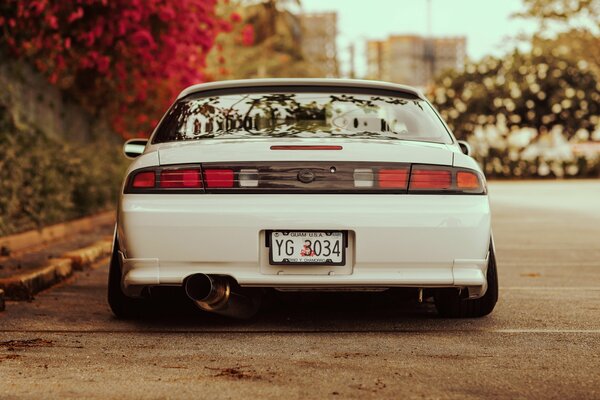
[430,48,600,139]
[515,0,599,25]
[0,0,231,137]
[429,46,600,178]
[206,0,321,80]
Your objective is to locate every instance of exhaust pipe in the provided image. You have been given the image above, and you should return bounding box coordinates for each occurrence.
[184,274,261,319]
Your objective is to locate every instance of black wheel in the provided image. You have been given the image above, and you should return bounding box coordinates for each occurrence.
[107,238,151,319]
[434,240,498,318]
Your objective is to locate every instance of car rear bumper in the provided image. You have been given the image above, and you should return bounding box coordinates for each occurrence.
[118,194,491,298]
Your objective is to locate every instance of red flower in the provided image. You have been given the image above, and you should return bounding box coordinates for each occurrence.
[220,20,233,33]
[48,15,58,29]
[230,12,242,23]
[67,7,84,24]
[241,24,254,46]
[131,30,156,48]
[158,6,176,21]
[96,55,110,73]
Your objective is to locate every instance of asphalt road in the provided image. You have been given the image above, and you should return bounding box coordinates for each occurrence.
[1,181,599,399]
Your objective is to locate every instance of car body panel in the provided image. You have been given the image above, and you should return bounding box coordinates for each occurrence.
[156,139,455,166]
[176,78,425,101]
[118,194,491,297]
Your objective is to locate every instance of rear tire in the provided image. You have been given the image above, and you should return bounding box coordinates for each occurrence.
[434,240,498,318]
[107,238,151,319]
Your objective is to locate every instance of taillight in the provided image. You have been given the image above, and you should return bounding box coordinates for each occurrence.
[204,169,234,188]
[131,171,155,188]
[378,168,409,189]
[125,163,485,194]
[353,168,374,188]
[409,167,452,190]
[409,165,484,193]
[239,169,259,187]
[160,169,202,188]
[126,166,204,193]
[457,171,480,190]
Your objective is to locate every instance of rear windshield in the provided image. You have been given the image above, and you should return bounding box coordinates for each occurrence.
[152,88,453,144]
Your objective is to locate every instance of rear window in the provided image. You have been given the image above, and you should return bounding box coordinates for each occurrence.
[152,88,453,144]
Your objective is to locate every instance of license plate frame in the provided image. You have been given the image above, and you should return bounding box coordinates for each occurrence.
[267,230,347,266]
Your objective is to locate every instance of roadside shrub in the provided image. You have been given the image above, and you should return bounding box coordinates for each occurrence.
[467,123,600,178]
[430,48,600,140]
[429,45,600,178]
[0,110,127,236]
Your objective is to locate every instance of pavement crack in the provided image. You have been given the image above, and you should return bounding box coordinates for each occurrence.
[0,338,53,350]
[205,365,264,380]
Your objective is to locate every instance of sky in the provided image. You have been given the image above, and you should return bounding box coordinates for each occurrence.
[300,0,542,77]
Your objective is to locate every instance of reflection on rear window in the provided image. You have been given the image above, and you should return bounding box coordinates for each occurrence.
[152,90,452,144]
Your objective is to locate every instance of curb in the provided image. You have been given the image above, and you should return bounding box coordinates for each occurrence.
[0,239,112,304]
[64,240,113,270]
[0,211,114,259]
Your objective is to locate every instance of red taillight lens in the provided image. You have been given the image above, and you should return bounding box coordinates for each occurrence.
[409,168,452,190]
[457,171,481,190]
[204,169,234,188]
[378,168,409,189]
[131,171,155,188]
[160,169,202,188]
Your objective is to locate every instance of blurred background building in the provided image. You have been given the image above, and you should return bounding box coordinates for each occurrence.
[300,12,340,78]
[366,35,467,87]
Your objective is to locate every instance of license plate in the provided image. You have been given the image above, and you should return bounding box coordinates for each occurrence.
[269,231,346,265]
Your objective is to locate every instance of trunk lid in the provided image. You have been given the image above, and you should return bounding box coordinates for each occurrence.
[157,138,453,166]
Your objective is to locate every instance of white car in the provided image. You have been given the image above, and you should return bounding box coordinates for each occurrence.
[109,78,498,319]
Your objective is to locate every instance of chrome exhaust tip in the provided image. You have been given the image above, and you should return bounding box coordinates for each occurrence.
[184,274,261,319]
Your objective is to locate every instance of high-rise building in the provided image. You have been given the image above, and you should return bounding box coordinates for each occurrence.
[366,35,466,88]
[300,12,339,78]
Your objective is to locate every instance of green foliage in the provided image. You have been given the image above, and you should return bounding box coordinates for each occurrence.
[533,30,600,77]
[514,0,600,78]
[515,0,599,25]
[429,45,600,178]
[431,48,600,139]
[0,109,127,236]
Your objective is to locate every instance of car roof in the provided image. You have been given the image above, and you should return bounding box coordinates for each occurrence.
[176,78,425,100]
